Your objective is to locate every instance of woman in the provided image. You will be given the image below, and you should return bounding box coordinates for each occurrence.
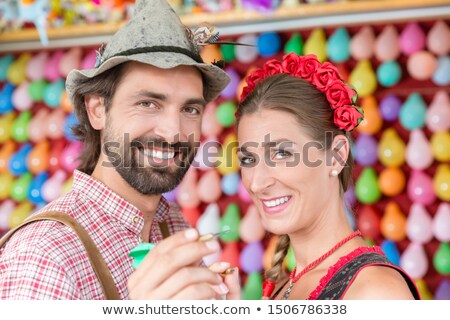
[236,53,420,300]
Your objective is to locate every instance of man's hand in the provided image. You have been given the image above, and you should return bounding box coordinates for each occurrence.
[128,228,228,299]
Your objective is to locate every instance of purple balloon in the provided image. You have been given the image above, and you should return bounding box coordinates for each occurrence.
[354,134,378,166]
[240,241,264,273]
[221,67,241,99]
[380,94,402,121]
[435,279,450,300]
[344,185,357,207]
[163,186,178,202]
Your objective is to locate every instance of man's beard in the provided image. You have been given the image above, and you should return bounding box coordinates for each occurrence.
[103,130,197,195]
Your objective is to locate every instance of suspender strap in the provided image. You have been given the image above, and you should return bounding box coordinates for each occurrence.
[0,211,120,300]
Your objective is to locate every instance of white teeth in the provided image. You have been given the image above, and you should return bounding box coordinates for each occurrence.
[143,149,175,159]
[263,196,290,208]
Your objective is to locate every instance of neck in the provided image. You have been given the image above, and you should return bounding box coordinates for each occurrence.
[91,160,161,241]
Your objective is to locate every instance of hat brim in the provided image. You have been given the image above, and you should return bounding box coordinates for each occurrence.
[66,51,230,103]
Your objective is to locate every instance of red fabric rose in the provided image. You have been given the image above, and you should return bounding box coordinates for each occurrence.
[263,59,284,75]
[240,85,252,101]
[246,68,266,88]
[297,54,320,81]
[281,53,304,75]
[326,80,356,109]
[312,62,341,91]
[334,105,364,131]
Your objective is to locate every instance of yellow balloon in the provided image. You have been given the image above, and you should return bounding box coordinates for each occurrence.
[431,131,450,162]
[7,53,31,85]
[217,133,240,175]
[304,28,327,62]
[415,279,433,300]
[433,164,450,201]
[61,176,73,195]
[0,172,14,200]
[378,128,406,167]
[349,60,377,97]
[9,201,33,229]
[357,95,383,134]
[0,112,15,143]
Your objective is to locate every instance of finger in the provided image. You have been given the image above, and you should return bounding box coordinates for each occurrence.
[225,268,241,300]
[172,284,217,300]
[209,261,231,273]
[152,267,223,299]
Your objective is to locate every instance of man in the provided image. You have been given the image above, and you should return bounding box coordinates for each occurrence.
[0,0,238,299]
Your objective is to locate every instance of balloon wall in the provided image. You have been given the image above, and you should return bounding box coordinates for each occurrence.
[1,19,449,300]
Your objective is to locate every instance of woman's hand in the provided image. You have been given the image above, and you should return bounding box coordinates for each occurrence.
[209,262,241,300]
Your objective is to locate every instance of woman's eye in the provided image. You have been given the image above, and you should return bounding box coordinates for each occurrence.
[239,156,255,166]
[274,150,292,159]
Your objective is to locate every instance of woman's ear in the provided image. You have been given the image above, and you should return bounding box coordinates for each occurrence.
[85,95,106,130]
[331,135,350,174]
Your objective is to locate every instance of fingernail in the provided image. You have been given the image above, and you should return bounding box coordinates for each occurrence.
[205,240,220,251]
[219,283,229,294]
[220,262,230,268]
[184,228,198,240]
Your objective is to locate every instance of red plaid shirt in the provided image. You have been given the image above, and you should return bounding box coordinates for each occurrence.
[0,170,190,299]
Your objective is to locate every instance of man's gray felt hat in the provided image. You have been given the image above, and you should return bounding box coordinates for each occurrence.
[66,0,230,103]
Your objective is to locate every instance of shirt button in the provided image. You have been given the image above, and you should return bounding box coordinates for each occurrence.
[132,216,139,224]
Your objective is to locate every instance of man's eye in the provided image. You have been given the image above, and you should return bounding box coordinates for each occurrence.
[183,106,201,115]
[274,150,292,160]
[138,101,157,108]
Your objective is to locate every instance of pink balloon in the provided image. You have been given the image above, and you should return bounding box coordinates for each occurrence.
[427,21,450,56]
[197,169,222,203]
[176,167,200,208]
[0,200,15,230]
[60,141,82,172]
[350,26,375,60]
[59,48,82,78]
[433,203,450,242]
[28,108,49,143]
[44,50,64,81]
[81,49,97,69]
[407,170,436,205]
[192,138,220,171]
[375,25,400,62]
[400,22,426,56]
[406,130,433,170]
[196,203,220,235]
[407,51,437,80]
[46,109,66,139]
[406,204,433,243]
[239,204,265,243]
[12,82,33,111]
[400,242,429,279]
[426,91,450,132]
[201,102,223,138]
[41,170,67,202]
[238,180,252,203]
[26,51,48,81]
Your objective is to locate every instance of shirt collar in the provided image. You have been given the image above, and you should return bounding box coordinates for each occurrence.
[71,170,170,236]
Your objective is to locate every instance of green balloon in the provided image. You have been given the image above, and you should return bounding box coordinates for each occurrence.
[11,173,32,202]
[243,272,262,300]
[355,167,381,204]
[29,80,48,102]
[220,44,236,62]
[11,111,31,142]
[216,101,236,128]
[285,245,296,271]
[220,203,241,242]
[433,242,450,275]
[284,33,303,55]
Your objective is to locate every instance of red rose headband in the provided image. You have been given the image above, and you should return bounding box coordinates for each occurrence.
[239,53,364,132]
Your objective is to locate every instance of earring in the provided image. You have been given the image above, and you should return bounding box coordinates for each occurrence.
[330,169,339,177]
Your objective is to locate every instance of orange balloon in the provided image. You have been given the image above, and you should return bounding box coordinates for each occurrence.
[357,96,383,134]
[378,167,406,196]
[263,235,279,271]
[236,67,256,101]
[200,44,222,64]
[197,169,222,203]
[381,202,407,241]
[27,140,50,174]
[0,141,15,173]
[60,91,73,113]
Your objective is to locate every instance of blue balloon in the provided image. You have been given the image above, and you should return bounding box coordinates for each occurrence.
[0,55,14,81]
[380,240,400,266]
[9,143,32,176]
[379,94,402,121]
[43,79,65,108]
[64,112,79,141]
[432,55,450,86]
[327,27,350,63]
[0,83,15,114]
[28,172,49,204]
[345,206,356,230]
[377,60,402,87]
[257,32,281,57]
[221,172,240,195]
[354,134,378,166]
[399,93,426,130]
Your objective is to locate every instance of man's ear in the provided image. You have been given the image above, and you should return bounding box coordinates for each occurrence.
[331,135,350,174]
[85,95,106,130]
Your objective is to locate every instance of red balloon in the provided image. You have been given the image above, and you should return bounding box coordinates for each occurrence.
[357,205,381,239]
[48,140,66,174]
[182,207,200,227]
[220,242,240,269]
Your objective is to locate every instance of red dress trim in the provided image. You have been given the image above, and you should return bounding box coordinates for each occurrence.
[307,246,384,300]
